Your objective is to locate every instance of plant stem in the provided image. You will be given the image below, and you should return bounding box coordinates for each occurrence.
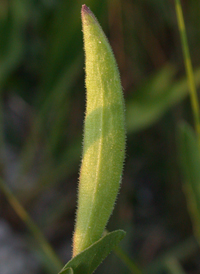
[0,178,63,271]
[175,0,200,145]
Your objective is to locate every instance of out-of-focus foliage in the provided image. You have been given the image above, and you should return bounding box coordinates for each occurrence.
[126,66,200,132]
[178,123,200,243]
[0,0,200,273]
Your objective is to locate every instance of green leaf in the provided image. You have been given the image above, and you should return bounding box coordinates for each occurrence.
[61,268,74,274]
[73,5,126,256]
[178,122,200,239]
[59,230,126,274]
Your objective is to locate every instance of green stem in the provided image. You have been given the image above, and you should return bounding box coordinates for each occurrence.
[0,178,63,271]
[175,0,200,145]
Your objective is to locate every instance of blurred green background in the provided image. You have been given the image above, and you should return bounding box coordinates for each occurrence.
[1,0,200,273]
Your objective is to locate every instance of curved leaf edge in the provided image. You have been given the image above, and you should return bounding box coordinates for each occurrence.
[58,229,126,274]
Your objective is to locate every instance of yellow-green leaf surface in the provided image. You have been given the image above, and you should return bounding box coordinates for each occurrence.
[60,230,125,274]
[73,5,126,256]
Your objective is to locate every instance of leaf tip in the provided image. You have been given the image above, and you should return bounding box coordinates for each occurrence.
[81,4,90,14]
[81,4,97,24]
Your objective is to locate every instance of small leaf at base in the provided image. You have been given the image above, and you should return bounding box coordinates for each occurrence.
[59,230,126,274]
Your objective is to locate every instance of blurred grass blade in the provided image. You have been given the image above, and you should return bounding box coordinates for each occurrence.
[146,236,198,273]
[178,122,200,242]
[175,0,200,143]
[126,66,200,133]
[0,178,63,272]
[164,257,186,274]
[114,246,143,274]
[18,138,81,203]
[0,0,29,184]
[0,96,4,155]
[126,64,176,132]
[0,0,27,90]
